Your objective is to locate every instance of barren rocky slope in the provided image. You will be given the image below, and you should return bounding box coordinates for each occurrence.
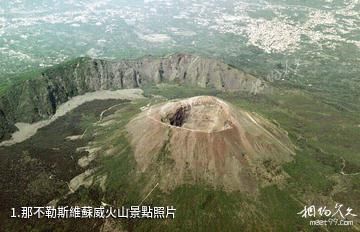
[126,96,295,193]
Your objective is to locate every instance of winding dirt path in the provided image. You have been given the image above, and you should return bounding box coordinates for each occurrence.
[340,157,360,176]
[0,89,144,147]
[98,103,125,123]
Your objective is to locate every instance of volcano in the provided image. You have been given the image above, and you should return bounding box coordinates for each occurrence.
[126,96,295,193]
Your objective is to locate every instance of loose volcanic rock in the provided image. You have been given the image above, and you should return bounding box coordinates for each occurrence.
[126,96,295,194]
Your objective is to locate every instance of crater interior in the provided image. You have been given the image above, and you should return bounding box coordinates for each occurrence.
[158,96,233,133]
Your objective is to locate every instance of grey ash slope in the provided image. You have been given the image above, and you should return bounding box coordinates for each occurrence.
[0,53,267,141]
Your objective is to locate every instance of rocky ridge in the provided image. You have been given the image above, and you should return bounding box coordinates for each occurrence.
[0,53,267,141]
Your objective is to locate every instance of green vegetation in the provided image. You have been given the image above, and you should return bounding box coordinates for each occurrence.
[142,84,220,99]
[0,57,91,96]
[0,70,42,95]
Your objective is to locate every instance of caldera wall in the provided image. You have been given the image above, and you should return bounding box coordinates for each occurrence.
[0,54,267,141]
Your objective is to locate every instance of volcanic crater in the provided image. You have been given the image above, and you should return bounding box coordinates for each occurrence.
[157,96,233,132]
[126,96,295,193]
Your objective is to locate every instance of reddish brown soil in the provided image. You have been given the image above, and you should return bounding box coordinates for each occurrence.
[126,96,295,194]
